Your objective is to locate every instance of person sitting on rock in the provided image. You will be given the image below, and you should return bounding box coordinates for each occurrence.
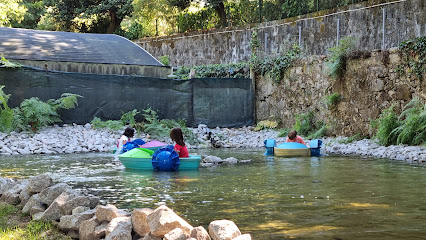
[286,130,306,146]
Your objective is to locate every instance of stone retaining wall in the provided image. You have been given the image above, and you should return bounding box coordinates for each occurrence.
[136,0,425,67]
[255,48,425,136]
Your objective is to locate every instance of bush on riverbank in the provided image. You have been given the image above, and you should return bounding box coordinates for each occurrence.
[0,202,70,240]
[370,98,426,146]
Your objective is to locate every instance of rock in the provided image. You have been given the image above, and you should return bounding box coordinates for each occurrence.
[79,216,102,240]
[190,226,211,240]
[27,174,53,193]
[96,204,127,222]
[223,157,238,164]
[209,220,241,240]
[60,196,91,215]
[38,190,78,221]
[22,194,43,214]
[142,233,163,240]
[67,229,80,239]
[147,205,193,237]
[29,205,45,216]
[38,183,72,205]
[164,228,188,240]
[203,156,223,164]
[105,217,132,240]
[72,206,91,215]
[58,209,96,231]
[131,208,153,237]
[232,234,251,240]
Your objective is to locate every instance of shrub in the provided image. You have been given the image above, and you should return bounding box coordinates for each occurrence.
[90,117,123,131]
[254,120,279,131]
[391,98,426,145]
[159,55,170,66]
[397,36,425,80]
[370,104,400,146]
[0,86,13,133]
[326,36,357,79]
[293,111,327,139]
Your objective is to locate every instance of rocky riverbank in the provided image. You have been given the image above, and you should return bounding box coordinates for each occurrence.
[0,124,425,163]
[0,174,251,240]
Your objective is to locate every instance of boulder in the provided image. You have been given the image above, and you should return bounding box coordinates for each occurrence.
[96,204,127,222]
[79,216,102,240]
[105,217,132,240]
[164,228,188,240]
[29,205,45,216]
[38,183,72,205]
[0,177,15,193]
[22,194,43,214]
[72,206,90,215]
[142,233,162,240]
[60,196,91,215]
[208,220,241,240]
[0,179,28,205]
[58,209,96,231]
[27,174,53,193]
[232,234,251,240]
[147,205,193,237]
[191,226,211,240]
[67,229,79,239]
[203,156,223,164]
[131,208,153,237]
[38,190,78,221]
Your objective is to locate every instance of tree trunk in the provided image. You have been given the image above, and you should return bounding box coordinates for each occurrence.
[107,10,119,34]
[214,2,227,28]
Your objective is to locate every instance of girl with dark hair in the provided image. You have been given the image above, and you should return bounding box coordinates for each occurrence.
[170,127,189,158]
[118,127,135,150]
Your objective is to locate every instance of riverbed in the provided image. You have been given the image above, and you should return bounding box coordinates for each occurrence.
[0,148,425,239]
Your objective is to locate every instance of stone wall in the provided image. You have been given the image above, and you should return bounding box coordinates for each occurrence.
[255,48,425,136]
[136,0,425,67]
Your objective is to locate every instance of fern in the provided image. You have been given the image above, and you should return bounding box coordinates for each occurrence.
[13,97,61,132]
[121,109,140,126]
[47,93,83,110]
[0,86,13,133]
[370,104,401,146]
[90,117,123,130]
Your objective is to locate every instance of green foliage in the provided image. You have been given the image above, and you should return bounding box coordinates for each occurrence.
[90,117,123,130]
[370,104,401,146]
[141,108,195,142]
[175,62,250,79]
[0,0,26,27]
[293,111,327,138]
[278,127,290,138]
[324,92,342,107]
[120,109,140,126]
[159,55,170,66]
[326,36,357,79]
[13,97,60,132]
[251,44,301,84]
[47,93,82,110]
[0,86,13,133]
[397,36,426,80]
[0,55,21,68]
[337,133,364,144]
[390,98,426,145]
[177,8,217,33]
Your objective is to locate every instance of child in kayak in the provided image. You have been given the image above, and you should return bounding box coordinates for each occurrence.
[170,127,189,158]
[286,130,306,146]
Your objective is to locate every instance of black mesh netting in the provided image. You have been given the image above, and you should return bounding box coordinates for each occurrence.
[0,66,254,127]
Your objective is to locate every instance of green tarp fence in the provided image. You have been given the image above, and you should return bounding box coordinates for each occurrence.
[0,66,254,127]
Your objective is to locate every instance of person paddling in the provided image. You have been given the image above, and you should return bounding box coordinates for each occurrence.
[285,130,306,146]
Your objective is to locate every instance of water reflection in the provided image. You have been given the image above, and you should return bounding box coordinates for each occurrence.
[0,149,425,239]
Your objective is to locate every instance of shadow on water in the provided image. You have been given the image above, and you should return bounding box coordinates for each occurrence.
[0,149,426,239]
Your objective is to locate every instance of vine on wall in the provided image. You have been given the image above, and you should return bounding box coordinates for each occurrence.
[397,36,426,80]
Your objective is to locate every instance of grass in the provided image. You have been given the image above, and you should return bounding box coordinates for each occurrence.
[0,202,70,240]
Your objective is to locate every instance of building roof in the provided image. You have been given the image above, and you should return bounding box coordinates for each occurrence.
[0,27,163,66]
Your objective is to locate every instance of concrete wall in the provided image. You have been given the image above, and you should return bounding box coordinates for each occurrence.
[14,60,172,78]
[255,48,425,136]
[136,0,425,67]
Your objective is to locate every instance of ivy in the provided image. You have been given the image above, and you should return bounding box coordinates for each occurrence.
[175,62,250,79]
[251,43,301,84]
[397,36,426,80]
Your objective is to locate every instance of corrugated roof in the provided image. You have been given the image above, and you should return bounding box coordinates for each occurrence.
[0,27,163,66]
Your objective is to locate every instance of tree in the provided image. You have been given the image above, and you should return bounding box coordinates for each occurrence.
[0,0,26,26]
[206,0,227,28]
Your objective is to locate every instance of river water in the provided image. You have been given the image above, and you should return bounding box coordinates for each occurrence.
[0,149,425,239]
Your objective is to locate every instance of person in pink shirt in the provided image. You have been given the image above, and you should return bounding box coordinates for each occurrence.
[285,130,306,146]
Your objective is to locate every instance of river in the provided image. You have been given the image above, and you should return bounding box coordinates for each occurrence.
[0,148,425,239]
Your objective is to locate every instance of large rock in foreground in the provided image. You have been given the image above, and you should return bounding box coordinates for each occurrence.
[208,220,241,240]
[146,205,193,237]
